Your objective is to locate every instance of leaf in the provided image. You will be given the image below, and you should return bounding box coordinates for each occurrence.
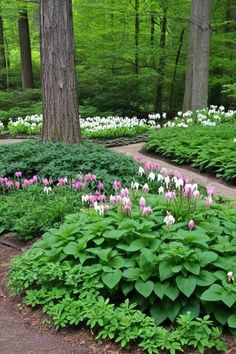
[163,298,181,322]
[196,270,216,286]
[154,282,169,300]
[150,303,168,325]
[102,269,122,289]
[198,251,218,266]
[176,275,197,297]
[123,268,141,280]
[215,307,231,325]
[135,280,154,298]
[200,284,224,302]
[63,242,80,257]
[228,314,236,328]
[159,261,174,281]
[126,239,147,252]
[122,283,134,296]
[222,292,236,308]
[103,229,126,240]
[164,284,179,301]
[183,261,200,275]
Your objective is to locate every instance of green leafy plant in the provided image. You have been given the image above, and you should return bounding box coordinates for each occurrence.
[145,123,236,182]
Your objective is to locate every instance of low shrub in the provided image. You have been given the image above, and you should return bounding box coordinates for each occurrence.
[0,140,138,183]
[145,123,236,182]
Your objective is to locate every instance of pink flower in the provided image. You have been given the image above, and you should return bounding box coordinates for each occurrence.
[57,178,67,186]
[23,179,30,187]
[142,206,153,215]
[97,181,104,190]
[85,173,96,181]
[144,161,154,171]
[110,195,116,204]
[113,180,122,190]
[32,175,38,183]
[165,191,176,201]
[206,185,214,196]
[193,190,200,199]
[123,204,131,214]
[204,196,213,207]
[133,155,143,163]
[42,178,52,187]
[15,171,22,178]
[6,180,14,188]
[139,197,146,209]
[97,194,106,202]
[120,188,129,198]
[142,183,149,193]
[15,181,20,189]
[188,220,195,230]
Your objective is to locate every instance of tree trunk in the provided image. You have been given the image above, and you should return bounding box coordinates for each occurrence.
[183,0,211,111]
[134,0,139,74]
[0,15,6,69]
[18,8,34,89]
[169,27,186,111]
[154,8,167,114]
[41,0,82,144]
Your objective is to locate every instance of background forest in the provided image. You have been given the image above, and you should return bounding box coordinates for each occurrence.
[0,0,236,119]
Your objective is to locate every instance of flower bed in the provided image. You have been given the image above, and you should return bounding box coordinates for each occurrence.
[7,155,236,353]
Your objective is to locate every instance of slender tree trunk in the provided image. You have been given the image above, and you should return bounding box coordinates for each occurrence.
[41,0,82,144]
[169,27,186,111]
[134,0,139,74]
[0,15,6,68]
[183,0,211,111]
[18,8,34,89]
[154,8,167,114]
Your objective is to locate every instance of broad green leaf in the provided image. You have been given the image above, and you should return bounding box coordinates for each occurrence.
[154,282,169,300]
[228,314,236,328]
[150,303,168,325]
[63,242,80,257]
[215,307,231,325]
[123,268,141,280]
[135,280,154,298]
[183,261,200,275]
[198,251,218,266]
[103,229,126,240]
[196,270,216,286]
[102,269,122,289]
[222,292,236,308]
[159,261,174,281]
[125,239,147,252]
[164,284,179,301]
[122,283,134,296]
[176,275,197,297]
[200,284,224,302]
[163,298,181,322]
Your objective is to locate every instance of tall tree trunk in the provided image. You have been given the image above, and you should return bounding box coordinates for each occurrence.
[134,0,139,74]
[18,8,34,89]
[154,8,167,114]
[41,0,82,144]
[0,15,6,68]
[0,14,6,89]
[183,0,211,111]
[169,27,186,111]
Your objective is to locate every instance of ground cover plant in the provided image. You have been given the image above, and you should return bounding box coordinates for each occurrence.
[145,122,236,183]
[8,162,236,353]
[0,140,138,182]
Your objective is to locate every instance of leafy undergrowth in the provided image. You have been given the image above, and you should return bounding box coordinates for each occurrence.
[0,140,138,182]
[9,188,236,353]
[145,123,236,182]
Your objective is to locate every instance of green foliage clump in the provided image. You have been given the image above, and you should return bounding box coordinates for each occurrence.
[0,185,83,240]
[9,228,226,353]
[145,123,236,182]
[0,140,138,182]
[9,195,236,331]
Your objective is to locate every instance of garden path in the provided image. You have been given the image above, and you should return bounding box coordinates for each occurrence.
[111,143,236,200]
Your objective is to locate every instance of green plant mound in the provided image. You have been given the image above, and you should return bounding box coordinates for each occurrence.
[145,123,236,182]
[0,185,84,240]
[9,195,236,351]
[0,140,138,182]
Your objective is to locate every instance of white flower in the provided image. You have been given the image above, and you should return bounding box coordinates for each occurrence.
[131,181,139,190]
[157,173,164,182]
[82,195,89,203]
[148,171,155,181]
[227,271,234,282]
[175,178,184,189]
[164,213,175,226]
[164,176,170,188]
[138,166,145,176]
[233,138,236,143]
[158,186,164,194]
[43,186,52,194]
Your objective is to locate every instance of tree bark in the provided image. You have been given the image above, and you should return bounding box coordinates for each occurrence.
[41,0,82,144]
[169,27,186,111]
[154,7,167,114]
[183,0,211,111]
[18,8,34,89]
[0,15,6,69]
[134,0,139,74]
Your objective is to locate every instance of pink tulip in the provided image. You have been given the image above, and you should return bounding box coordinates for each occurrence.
[188,220,195,230]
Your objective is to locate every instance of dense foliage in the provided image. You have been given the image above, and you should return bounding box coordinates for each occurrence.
[145,123,236,182]
[0,140,138,182]
[0,1,236,115]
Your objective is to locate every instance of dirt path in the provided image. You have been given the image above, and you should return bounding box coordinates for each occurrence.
[111,143,236,200]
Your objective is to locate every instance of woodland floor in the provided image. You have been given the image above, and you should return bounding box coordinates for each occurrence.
[0,138,236,354]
